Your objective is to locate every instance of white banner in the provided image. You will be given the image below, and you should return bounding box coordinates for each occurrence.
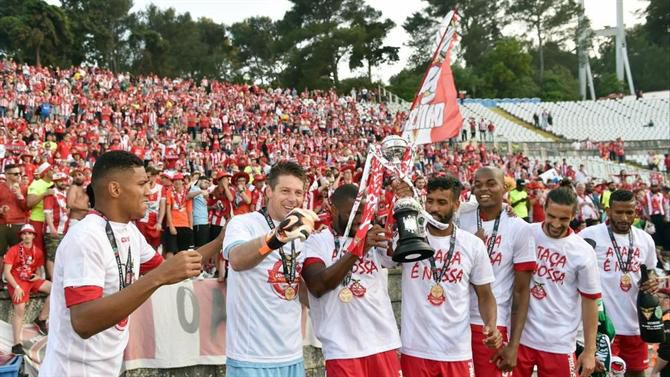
[7,279,320,376]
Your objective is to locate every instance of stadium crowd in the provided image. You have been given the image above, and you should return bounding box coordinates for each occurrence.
[0,60,669,375]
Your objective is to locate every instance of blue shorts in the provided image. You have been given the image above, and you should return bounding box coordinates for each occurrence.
[226,358,305,377]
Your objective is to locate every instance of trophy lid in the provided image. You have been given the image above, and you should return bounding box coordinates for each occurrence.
[381,135,409,162]
[394,197,421,212]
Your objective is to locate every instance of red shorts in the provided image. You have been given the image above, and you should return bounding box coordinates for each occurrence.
[470,324,509,377]
[611,334,649,372]
[513,344,576,377]
[325,350,400,377]
[136,222,161,249]
[401,354,474,377]
[8,279,47,304]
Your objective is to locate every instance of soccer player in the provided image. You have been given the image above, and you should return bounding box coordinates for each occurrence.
[222,161,319,377]
[459,167,536,376]
[580,189,658,377]
[302,184,401,376]
[398,176,501,377]
[514,187,601,377]
[40,151,222,376]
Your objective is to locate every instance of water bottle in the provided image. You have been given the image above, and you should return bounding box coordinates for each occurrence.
[637,265,665,343]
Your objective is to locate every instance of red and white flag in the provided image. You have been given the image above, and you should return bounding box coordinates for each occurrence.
[347,156,384,257]
[402,11,463,145]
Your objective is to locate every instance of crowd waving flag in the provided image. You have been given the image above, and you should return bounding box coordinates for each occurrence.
[402,10,463,145]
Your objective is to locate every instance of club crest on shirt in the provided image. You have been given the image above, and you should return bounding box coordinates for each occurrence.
[530,281,547,300]
[267,258,303,300]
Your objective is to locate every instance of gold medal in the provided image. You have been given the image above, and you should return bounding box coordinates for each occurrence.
[284,286,296,300]
[619,273,633,292]
[430,284,444,299]
[338,287,353,303]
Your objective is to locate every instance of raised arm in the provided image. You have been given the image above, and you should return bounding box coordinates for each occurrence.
[69,251,202,339]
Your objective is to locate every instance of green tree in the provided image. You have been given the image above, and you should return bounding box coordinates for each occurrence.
[643,0,670,46]
[230,17,281,85]
[403,0,506,69]
[127,6,236,80]
[0,0,72,67]
[477,38,539,98]
[594,72,624,97]
[593,25,670,94]
[388,65,426,101]
[507,0,582,84]
[278,0,397,89]
[542,65,579,100]
[61,0,133,70]
[345,2,399,82]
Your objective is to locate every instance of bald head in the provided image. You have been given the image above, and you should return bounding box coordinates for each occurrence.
[473,166,506,210]
[475,167,505,185]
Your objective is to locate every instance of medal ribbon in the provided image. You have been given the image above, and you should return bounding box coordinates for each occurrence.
[476,208,502,259]
[91,210,133,290]
[429,226,457,285]
[607,226,634,274]
[334,236,354,287]
[259,208,296,285]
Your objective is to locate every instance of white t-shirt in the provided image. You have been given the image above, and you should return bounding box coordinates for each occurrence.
[459,209,537,327]
[40,214,156,376]
[222,211,305,363]
[303,229,400,360]
[521,223,602,354]
[400,229,494,361]
[580,223,657,336]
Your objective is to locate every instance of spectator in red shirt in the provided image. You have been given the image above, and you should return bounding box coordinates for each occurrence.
[3,224,51,354]
[0,164,29,276]
[231,172,252,215]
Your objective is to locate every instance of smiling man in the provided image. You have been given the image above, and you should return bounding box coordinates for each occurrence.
[222,161,319,377]
[40,151,222,376]
[514,187,601,377]
[458,167,536,376]
[397,176,501,377]
[580,190,658,377]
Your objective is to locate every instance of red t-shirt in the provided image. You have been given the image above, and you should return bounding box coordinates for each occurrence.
[5,243,44,281]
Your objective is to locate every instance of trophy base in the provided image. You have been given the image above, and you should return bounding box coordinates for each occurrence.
[392,240,434,263]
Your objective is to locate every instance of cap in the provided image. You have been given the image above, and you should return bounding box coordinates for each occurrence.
[172,173,184,181]
[35,162,51,176]
[18,224,36,235]
[52,172,68,182]
[233,171,250,183]
[516,179,527,187]
[253,174,265,182]
[213,171,232,183]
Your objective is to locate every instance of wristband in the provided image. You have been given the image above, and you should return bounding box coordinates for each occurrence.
[258,230,285,255]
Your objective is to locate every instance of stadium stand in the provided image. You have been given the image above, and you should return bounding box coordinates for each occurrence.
[498,97,670,141]
[459,103,554,142]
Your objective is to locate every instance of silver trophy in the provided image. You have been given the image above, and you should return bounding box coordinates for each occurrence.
[380,136,434,263]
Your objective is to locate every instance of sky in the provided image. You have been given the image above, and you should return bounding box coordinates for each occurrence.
[48,0,649,83]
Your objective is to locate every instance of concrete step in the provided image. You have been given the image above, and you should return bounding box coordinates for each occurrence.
[490,107,565,142]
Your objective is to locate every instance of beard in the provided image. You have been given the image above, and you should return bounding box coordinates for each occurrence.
[430,211,453,224]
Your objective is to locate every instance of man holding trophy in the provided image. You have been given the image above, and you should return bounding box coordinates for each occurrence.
[301,184,401,376]
[332,136,501,377]
[393,175,501,377]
